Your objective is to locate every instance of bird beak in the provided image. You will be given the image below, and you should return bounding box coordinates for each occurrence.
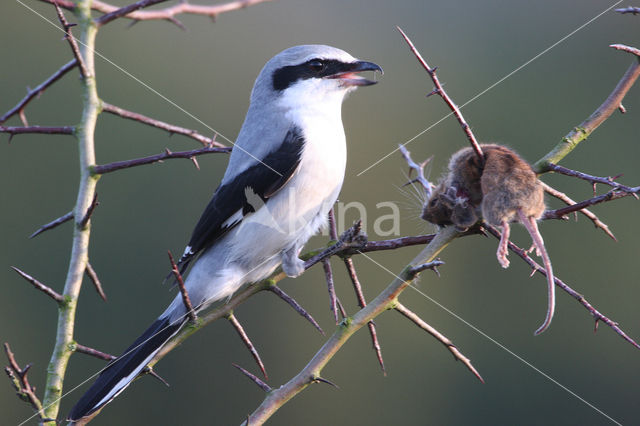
[328,60,383,86]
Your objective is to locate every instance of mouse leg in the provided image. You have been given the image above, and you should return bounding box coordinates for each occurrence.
[517,208,555,335]
[496,220,511,268]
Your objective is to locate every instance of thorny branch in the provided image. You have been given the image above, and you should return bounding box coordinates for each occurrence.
[30,211,74,239]
[3,343,45,419]
[226,313,267,379]
[0,126,75,139]
[168,250,197,323]
[534,45,640,171]
[616,6,640,15]
[54,2,91,78]
[0,59,77,125]
[540,181,616,241]
[482,225,640,350]
[11,266,63,303]
[101,102,224,147]
[91,145,231,175]
[40,0,272,28]
[394,302,483,383]
[397,26,484,161]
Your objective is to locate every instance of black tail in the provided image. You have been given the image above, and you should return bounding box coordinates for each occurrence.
[67,316,184,421]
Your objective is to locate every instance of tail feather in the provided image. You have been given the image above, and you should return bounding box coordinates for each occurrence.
[67,316,185,421]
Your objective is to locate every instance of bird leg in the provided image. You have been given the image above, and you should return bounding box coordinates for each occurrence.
[281,245,305,277]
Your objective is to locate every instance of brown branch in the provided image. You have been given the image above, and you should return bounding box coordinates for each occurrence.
[394,302,484,383]
[232,363,272,392]
[610,43,640,57]
[91,145,231,175]
[95,0,169,26]
[343,257,385,374]
[11,266,63,303]
[0,126,75,140]
[267,285,323,334]
[41,0,272,25]
[3,343,45,418]
[547,163,637,193]
[53,1,91,78]
[85,262,107,302]
[540,181,616,240]
[482,225,640,350]
[101,102,224,147]
[321,259,339,323]
[227,313,267,379]
[168,250,197,323]
[74,344,116,361]
[616,6,640,14]
[542,186,640,220]
[397,26,484,161]
[29,211,73,239]
[0,59,77,125]
[534,54,640,171]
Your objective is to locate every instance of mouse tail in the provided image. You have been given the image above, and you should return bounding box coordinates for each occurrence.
[518,210,555,335]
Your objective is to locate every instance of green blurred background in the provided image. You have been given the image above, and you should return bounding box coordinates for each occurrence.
[2,0,639,424]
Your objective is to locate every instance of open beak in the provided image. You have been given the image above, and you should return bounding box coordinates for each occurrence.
[328,60,383,86]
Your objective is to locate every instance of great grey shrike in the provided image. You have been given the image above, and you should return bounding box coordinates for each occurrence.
[68,44,382,422]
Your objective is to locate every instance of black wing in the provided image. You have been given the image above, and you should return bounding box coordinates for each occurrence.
[177,126,305,272]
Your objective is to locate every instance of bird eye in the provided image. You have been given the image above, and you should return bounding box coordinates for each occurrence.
[307,59,326,72]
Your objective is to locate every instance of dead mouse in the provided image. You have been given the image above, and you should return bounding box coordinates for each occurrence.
[422,144,555,335]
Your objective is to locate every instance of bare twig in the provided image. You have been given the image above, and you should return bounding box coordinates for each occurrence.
[85,262,107,302]
[321,259,339,323]
[610,43,640,57]
[3,343,45,418]
[343,257,385,374]
[101,102,224,147]
[233,363,272,392]
[542,186,640,220]
[0,126,75,140]
[227,313,267,379]
[95,0,169,26]
[168,250,197,323]
[268,285,323,334]
[91,145,231,175]
[11,266,63,303]
[53,1,91,78]
[0,59,77,125]
[42,0,271,26]
[397,26,484,161]
[399,144,433,199]
[615,6,640,14]
[546,163,637,193]
[534,54,640,171]
[482,225,640,350]
[394,302,483,383]
[74,343,116,361]
[29,211,73,239]
[540,181,616,240]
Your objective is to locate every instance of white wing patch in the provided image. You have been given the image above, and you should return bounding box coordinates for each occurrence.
[222,209,244,229]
